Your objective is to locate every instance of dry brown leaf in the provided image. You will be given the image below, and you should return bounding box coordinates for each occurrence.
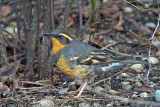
[0,59,21,76]
[82,6,89,18]
[100,5,119,18]
[0,6,12,19]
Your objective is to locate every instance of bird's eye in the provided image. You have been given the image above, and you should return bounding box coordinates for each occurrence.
[58,34,62,38]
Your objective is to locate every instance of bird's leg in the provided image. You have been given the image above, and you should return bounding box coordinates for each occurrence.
[74,81,88,98]
[74,76,96,98]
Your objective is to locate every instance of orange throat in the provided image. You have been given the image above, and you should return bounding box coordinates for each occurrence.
[51,37,68,55]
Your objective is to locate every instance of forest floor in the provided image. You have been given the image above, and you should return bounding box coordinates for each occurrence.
[0,0,160,107]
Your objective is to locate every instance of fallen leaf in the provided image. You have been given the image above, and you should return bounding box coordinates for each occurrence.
[0,59,21,76]
[0,6,12,19]
[82,6,89,18]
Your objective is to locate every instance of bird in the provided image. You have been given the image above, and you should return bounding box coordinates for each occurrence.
[42,29,147,98]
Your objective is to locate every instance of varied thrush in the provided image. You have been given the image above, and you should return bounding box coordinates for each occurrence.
[42,29,146,97]
[42,30,146,79]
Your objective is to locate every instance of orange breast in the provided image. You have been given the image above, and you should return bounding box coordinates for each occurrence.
[51,37,68,55]
[56,55,89,79]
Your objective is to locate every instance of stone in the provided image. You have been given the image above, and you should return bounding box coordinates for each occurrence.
[35,99,54,107]
[58,88,69,95]
[93,103,101,107]
[145,22,156,28]
[131,64,144,73]
[148,57,159,64]
[108,90,119,95]
[135,81,142,87]
[121,73,128,78]
[79,103,90,107]
[140,92,148,98]
[155,90,160,102]
[124,7,133,13]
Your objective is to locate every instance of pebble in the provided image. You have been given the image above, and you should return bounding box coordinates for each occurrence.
[68,85,76,91]
[5,26,18,34]
[133,92,138,94]
[135,81,142,87]
[124,85,132,90]
[79,103,90,107]
[140,92,148,98]
[145,22,156,28]
[108,90,119,95]
[106,104,113,107]
[35,99,54,107]
[132,94,138,98]
[130,64,144,73]
[95,86,104,92]
[148,57,159,64]
[58,88,69,95]
[0,24,5,28]
[121,82,130,86]
[155,90,160,102]
[121,73,128,78]
[149,81,155,88]
[124,7,133,13]
[10,21,17,27]
[136,74,142,79]
[93,103,101,107]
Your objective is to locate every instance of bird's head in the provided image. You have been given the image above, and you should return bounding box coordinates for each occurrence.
[42,30,73,55]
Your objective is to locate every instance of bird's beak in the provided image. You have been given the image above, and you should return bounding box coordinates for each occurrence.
[41,33,51,37]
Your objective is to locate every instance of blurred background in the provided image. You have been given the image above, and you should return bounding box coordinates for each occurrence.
[0,0,160,106]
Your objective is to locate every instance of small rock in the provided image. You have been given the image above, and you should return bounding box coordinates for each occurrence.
[35,99,54,107]
[124,7,133,13]
[140,92,148,98]
[105,85,111,91]
[148,57,159,64]
[93,103,101,107]
[10,21,17,27]
[1,88,11,98]
[44,96,54,100]
[135,81,142,87]
[145,22,156,28]
[149,81,155,88]
[132,94,138,98]
[131,64,144,73]
[79,103,90,107]
[108,90,119,95]
[124,85,132,90]
[58,88,69,95]
[5,26,17,34]
[68,82,76,91]
[121,82,130,86]
[106,104,113,107]
[0,24,5,28]
[136,74,142,79]
[133,92,138,94]
[95,86,104,92]
[121,73,128,78]
[155,90,160,102]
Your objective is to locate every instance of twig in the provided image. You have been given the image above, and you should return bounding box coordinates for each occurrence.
[78,0,83,31]
[18,86,50,90]
[146,13,160,82]
[7,97,24,107]
[0,28,26,49]
[91,40,147,58]
[57,0,74,30]
[84,86,160,106]
[19,81,52,86]
[91,71,123,86]
[78,0,103,40]
[13,31,17,63]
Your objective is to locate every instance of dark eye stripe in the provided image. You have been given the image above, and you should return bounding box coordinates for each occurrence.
[58,35,62,38]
